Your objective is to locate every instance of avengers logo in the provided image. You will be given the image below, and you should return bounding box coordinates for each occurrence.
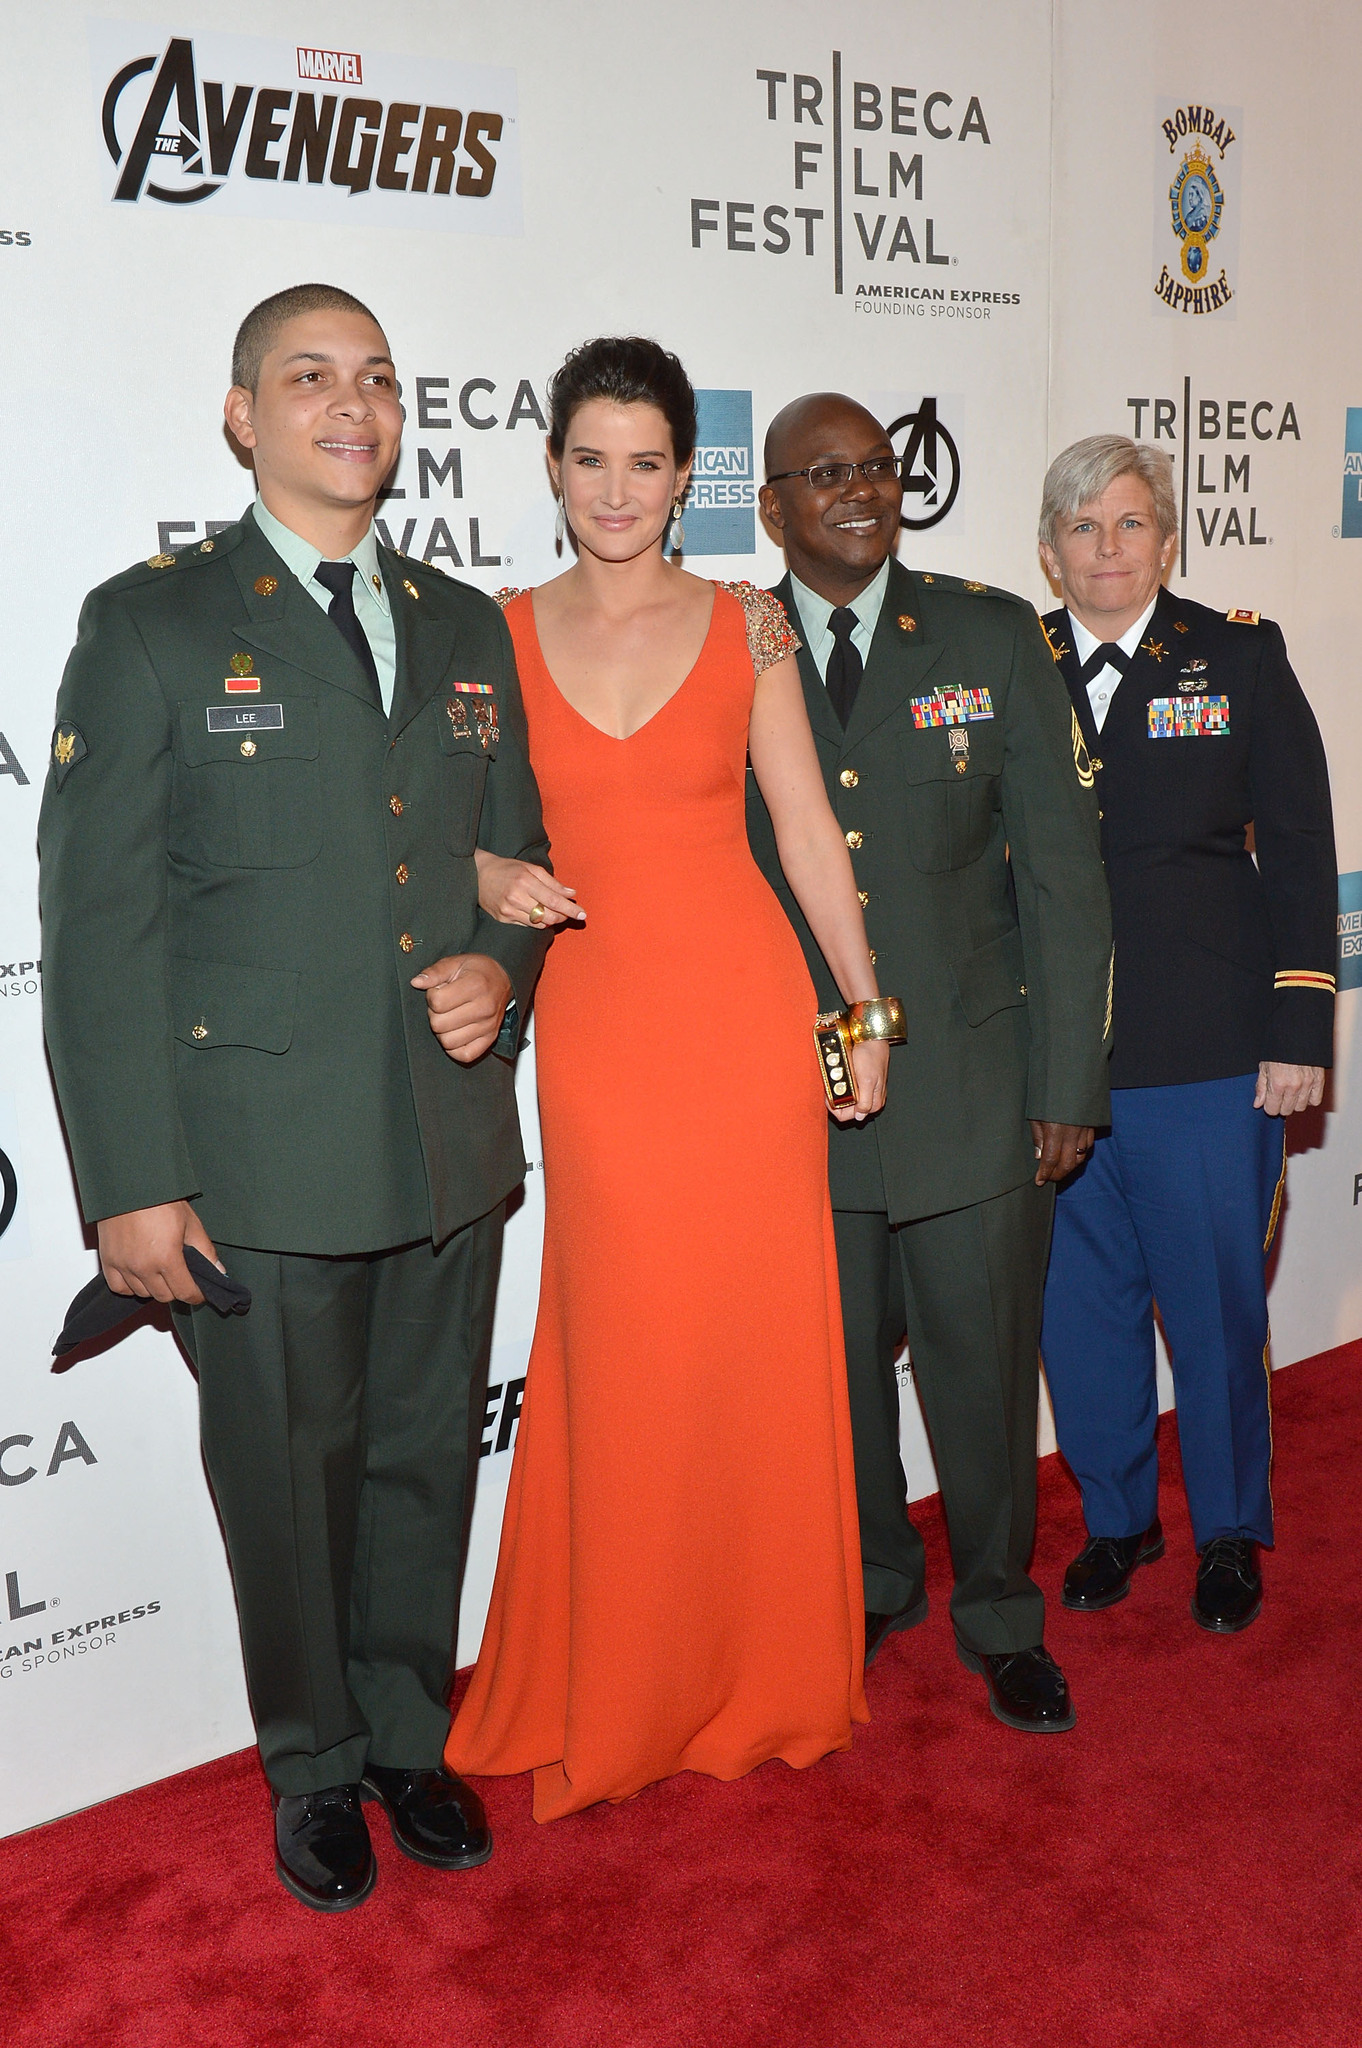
[99,34,511,212]
[887,397,960,532]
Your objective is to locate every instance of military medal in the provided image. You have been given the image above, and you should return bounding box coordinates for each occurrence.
[446,696,471,739]
[225,651,259,693]
[1148,695,1230,737]
[475,701,499,750]
[910,686,994,730]
[949,729,970,774]
[1178,658,1209,693]
[449,679,499,749]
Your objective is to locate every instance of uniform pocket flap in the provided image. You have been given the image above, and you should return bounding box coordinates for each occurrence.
[950,927,1028,1028]
[179,697,320,765]
[172,956,299,1052]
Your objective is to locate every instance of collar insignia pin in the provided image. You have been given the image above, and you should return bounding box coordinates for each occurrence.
[253,575,278,597]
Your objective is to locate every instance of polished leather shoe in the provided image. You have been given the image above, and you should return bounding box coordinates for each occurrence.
[1191,1535,1262,1633]
[361,1765,493,1869]
[1062,1519,1165,1610]
[864,1590,929,1668]
[956,1643,1076,1731]
[273,1785,375,1912]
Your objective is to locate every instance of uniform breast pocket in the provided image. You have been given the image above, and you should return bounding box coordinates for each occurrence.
[173,700,322,869]
[437,707,493,855]
[899,735,1001,874]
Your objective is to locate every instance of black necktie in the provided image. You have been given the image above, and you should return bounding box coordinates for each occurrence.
[825,607,863,727]
[314,559,382,708]
[1078,641,1133,686]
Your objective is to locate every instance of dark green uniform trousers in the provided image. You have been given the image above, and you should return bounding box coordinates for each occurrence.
[174,1209,504,1795]
[834,1178,1054,1655]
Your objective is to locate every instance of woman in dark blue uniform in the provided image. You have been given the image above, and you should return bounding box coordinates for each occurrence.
[1036,434,1336,1634]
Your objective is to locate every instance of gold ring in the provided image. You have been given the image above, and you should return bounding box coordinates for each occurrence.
[528,902,545,925]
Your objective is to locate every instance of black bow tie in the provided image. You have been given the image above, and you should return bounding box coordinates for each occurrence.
[1078,641,1134,686]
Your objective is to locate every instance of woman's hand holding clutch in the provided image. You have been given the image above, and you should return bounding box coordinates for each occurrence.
[833,1039,888,1124]
[474,850,585,928]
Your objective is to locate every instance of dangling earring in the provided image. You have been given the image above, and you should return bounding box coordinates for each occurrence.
[669,499,685,554]
[554,496,566,549]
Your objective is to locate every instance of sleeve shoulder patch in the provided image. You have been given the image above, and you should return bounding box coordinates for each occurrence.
[51,724,88,787]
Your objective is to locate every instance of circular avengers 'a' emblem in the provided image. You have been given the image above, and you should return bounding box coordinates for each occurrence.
[888,397,961,533]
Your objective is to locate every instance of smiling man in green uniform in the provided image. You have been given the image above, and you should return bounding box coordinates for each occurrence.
[748,393,1112,1733]
[39,284,551,1909]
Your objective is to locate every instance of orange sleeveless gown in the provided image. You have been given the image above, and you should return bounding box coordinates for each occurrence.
[446,586,866,1820]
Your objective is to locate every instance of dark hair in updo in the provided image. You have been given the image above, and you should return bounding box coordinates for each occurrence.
[547,336,697,467]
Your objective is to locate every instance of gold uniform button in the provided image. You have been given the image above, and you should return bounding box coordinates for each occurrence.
[395,863,409,885]
[1019,984,1027,997]
[199,538,215,554]
[191,1024,209,1041]
[239,739,256,757]
[858,890,870,908]
[869,949,877,965]
[839,768,859,788]
[399,932,415,953]
[845,829,863,849]
[1092,758,1104,772]
[389,794,404,816]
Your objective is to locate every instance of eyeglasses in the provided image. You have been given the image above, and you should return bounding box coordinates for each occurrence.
[765,456,904,490]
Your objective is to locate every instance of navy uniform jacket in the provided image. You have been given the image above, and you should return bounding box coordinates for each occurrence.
[39,510,551,1254]
[748,559,1112,1224]
[1042,588,1336,1089]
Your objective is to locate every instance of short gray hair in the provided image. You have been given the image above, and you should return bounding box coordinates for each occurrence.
[1039,435,1178,550]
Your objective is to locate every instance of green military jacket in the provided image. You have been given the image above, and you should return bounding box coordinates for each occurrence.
[747,558,1112,1224]
[39,508,551,1254]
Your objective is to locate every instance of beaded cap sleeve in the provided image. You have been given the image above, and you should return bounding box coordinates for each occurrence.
[715,581,801,677]
[493,586,529,610]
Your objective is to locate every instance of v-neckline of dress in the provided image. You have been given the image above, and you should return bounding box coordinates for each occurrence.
[525,585,719,743]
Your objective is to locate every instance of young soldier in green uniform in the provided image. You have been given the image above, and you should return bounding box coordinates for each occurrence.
[748,394,1112,1732]
[39,285,552,1909]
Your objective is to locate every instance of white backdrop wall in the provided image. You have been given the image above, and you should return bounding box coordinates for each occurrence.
[0,0,1355,1835]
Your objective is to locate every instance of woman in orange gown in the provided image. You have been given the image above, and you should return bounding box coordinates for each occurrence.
[446,339,889,1821]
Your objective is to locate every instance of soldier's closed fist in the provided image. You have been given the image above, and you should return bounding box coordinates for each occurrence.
[411,953,513,1063]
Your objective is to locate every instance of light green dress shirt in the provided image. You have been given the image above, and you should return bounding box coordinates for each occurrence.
[253,497,398,715]
[788,558,890,688]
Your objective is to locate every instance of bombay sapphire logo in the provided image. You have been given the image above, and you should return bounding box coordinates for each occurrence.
[1169,142,1223,283]
[1341,411,1362,540]
[676,390,754,556]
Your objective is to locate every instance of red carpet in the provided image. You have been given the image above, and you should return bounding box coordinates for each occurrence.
[3,1346,1360,2048]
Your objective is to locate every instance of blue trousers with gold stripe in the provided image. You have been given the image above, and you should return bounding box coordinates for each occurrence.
[1040,1074,1285,1550]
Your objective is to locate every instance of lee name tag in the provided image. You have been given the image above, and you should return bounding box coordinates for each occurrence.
[207,703,284,732]
[1147,695,1230,738]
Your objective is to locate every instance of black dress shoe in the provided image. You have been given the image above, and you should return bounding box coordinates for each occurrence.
[1191,1535,1262,1633]
[273,1785,375,1912]
[864,1590,929,1668]
[361,1765,493,1869]
[1062,1519,1165,1610]
[956,1643,1076,1731]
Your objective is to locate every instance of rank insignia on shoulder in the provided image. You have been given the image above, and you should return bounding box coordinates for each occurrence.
[1227,608,1260,625]
[146,552,176,569]
[1173,620,1190,633]
[963,579,988,593]
[51,725,87,785]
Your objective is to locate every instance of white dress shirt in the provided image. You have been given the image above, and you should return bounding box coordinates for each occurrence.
[789,559,890,687]
[1069,596,1158,734]
[253,497,398,714]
